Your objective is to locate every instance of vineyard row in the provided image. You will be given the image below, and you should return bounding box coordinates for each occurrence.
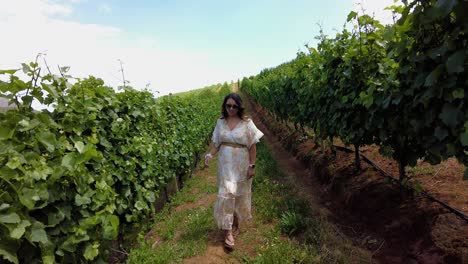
[0,64,230,263]
[241,0,467,182]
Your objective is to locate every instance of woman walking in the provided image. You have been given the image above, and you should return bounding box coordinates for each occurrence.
[204,93,264,250]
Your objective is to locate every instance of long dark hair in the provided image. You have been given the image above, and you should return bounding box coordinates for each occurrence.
[221,93,247,120]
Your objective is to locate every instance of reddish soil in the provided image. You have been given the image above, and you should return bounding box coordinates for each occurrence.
[358,145,468,214]
[246,96,468,264]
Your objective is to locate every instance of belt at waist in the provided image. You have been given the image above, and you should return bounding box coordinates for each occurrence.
[221,142,247,148]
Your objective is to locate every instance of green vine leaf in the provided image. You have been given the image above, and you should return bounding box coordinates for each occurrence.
[460,132,468,146]
[30,223,49,244]
[75,141,85,153]
[434,127,448,141]
[84,242,99,260]
[347,11,357,22]
[0,69,18,75]
[102,215,119,240]
[36,131,57,152]
[75,194,91,206]
[10,220,31,239]
[0,126,15,140]
[438,104,462,127]
[6,157,21,170]
[0,243,19,264]
[19,188,39,209]
[424,65,442,87]
[452,89,464,99]
[61,153,77,170]
[0,213,20,224]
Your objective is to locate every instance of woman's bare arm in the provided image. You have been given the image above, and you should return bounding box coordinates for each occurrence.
[205,143,219,167]
[207,143,219,156]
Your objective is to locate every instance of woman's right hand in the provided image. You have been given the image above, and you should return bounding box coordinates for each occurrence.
[204,153,213,167]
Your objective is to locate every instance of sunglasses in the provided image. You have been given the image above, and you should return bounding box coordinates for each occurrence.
[225,103,239,110]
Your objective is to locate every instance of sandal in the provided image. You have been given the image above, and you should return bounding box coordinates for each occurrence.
[224,232,235,250]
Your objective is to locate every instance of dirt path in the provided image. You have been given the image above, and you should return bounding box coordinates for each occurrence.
[180,86,333,263]
[179,88,370,263]
[181,177,235,264]
[181,167,236,264]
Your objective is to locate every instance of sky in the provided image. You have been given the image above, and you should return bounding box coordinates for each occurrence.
[0,0,399,96]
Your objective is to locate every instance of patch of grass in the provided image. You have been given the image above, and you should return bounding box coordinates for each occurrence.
[168,190,198,208]
[127,242,178,264]
[247,143,320,262]
[174,84,219,98]
[252,143,293,223]
[252,181,283,222]
[406,165,434,176]
[252,240,316,264]
[283,196,311,216]
[128,239,209,264]
[253,143,311,224]
[200,184,217,194]
[128,207,215,263]
[249,142,370,263]
[303,217,330,246]
[245,228,317,264]
[180,207,214,242]
[279,211,307,236]
[157,210,186,240]
[127,152,219,263]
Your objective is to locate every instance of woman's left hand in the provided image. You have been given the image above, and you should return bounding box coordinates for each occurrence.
[248,167,255,178]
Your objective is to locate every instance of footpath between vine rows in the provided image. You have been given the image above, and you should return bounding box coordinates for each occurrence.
[129,84,373,263]
[127,86,466,263]
[245,95,468,263]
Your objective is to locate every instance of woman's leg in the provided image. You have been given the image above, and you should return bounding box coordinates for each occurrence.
[233,188,252,236]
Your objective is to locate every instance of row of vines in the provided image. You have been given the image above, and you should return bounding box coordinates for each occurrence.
[241,0,467,182]
[0,62,230,263]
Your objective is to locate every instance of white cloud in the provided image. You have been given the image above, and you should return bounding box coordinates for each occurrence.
[0,0,239,96]
[0,2,121,73]
[0,0,73,19]
[44,1,73,16]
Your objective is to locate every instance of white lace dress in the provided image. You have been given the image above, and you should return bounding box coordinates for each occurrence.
[211,118,264,230]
